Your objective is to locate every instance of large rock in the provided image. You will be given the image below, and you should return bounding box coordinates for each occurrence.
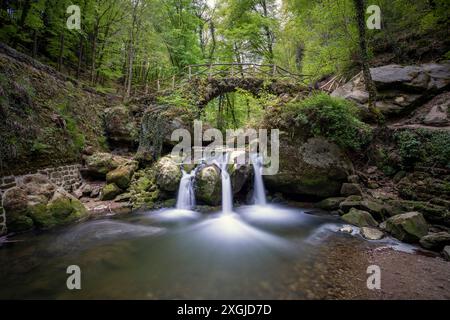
[135,105,191,164]
[264,137,353,199]
[341,208,378,227]
[155,156,182,192]
[3,175,87,233]
[195,165,221,206]
[103,106,138,148]
[419,232,450,251]
[316,197,346,210]
[106,162,138,189]
[385,212,428,243]
[340,196,385,221]
[332,62,450,118]
[230,163,252,195]
[30,188,87,229]
[85,152,134,178]
[385,198,449,227]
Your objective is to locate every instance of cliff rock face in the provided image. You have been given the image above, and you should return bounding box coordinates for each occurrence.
[332,62,450,119]
[264,137,354,199]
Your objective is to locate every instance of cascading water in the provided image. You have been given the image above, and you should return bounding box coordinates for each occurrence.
[176,169,196,210]
[217,153,233,214]
[250,153,267,206]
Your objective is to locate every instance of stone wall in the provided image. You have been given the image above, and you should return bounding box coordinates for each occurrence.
[0,164,82,196]
[0,193,5,236]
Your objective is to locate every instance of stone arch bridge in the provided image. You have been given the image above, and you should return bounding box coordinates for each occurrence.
[143,63,312,108]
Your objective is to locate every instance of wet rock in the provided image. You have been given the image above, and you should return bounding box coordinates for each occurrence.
[155,156,182,193]
[340,183,362,196]
[316,197,346,210]
[348,175,359,183]
[230,163,252,195]
[419,232,450,251]
[264,137,353,199]
[341,208,378,227]
[100,183,122,201]
[339,225,353,234]
[195,165,221,206]
[360,227,384,240]
[385,212,428,243]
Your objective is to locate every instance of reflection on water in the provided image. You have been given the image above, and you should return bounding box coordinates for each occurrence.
[0,204,414,299]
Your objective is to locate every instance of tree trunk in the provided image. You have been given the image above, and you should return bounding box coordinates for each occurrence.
[57,33,64,72]
[77,34,83,79]
[353,0,381,122]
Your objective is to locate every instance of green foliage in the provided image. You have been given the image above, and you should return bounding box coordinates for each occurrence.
[394,129,450,168]
[286,92,372,150]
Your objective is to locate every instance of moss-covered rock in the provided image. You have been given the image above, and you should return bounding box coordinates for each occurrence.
[316,197,346,210]
[3,177,88,232]
[264,137,354,199]
[385,212,428,243]
[342,208,378,227]
[419,232,450,251]
[195,165,221,206]
[155,156,182,192]
[106,163,137,189]
[85,152,134,178]
[339,196,386,221]
[128,168,160,210]
[385,199,449,226]
[100,183,122,201]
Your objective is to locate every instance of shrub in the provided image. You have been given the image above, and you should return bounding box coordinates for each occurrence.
[286,92,372,150]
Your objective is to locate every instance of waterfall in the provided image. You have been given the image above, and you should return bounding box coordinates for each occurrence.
[217,153,233,214]
[251,153,267,206]
[176,169,196,210]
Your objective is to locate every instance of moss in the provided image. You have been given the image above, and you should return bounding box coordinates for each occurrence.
[100,183,122,201]
[7,214,34,233]
[47,196,87,225]
[282,92,372,151]
[28,203,56,229]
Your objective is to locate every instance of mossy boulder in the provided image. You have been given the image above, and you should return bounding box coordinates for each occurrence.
[106,163,138,189]
[385,199,449,226]
[29,189,87,229]
[316,197,346,210]
[195,165,221,206]
[340,196,386,221]
[85,152,134,178]
[385,212,428,243]
[229,163,252,195]
[3,176,88,233]
[155,156,182,192]
[3,186,34,232]
[264,137,353,199]
[341,208,378,227]
[419,232,450,251]
[128,168,160,210]
[100,183,122,201]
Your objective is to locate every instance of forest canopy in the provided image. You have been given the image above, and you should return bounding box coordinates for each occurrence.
[1,0,448,97]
